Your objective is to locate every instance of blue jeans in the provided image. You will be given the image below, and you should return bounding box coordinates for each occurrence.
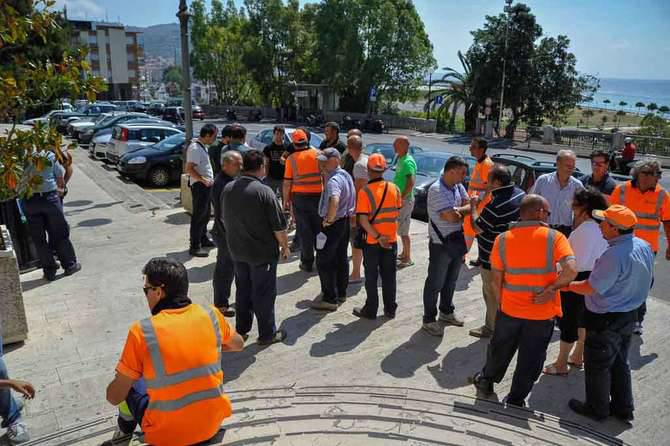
[0,337,21,429]
[422,241,463,323]
[118,379,149,434]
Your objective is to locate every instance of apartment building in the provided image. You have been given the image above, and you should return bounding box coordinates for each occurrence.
[69,20,144,100]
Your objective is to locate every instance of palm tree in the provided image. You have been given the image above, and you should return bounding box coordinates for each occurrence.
[659,105,670,116]
[424,51,478,133]
[619,100,627,110]
[581,109,594,128]
[647,102,659,113]
[635,101,645,115]
[616,110,626,127]
[603,98,611,109]
[600,115,608,129]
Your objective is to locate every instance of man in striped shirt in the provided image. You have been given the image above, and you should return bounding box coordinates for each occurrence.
[468,164,525,338]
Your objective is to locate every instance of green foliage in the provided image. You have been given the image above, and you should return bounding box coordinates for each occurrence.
[162,65,183,85]
[190,0,259,105]
[659,105,669,114]
[464,3,597,137]
[313,0,435,112]
[647,102,658,112]
[638,113,670,137]
[0,0,106,200]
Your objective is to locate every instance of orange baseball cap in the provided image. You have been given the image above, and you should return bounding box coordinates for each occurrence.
[367,153,387,172]
[291,129,308,145]
[592,204,637,229]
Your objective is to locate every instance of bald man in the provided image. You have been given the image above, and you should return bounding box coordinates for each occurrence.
[470,194,577,407]
[393,136,417,268]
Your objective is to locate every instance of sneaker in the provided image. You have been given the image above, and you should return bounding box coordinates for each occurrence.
[310,299,338,312]
[6,421,30,444]
[469,325,493,338]
[503,396,526,408]
[439,311,464,327]
[633,322,643,336]
[216,306,236,317]
[109,427,132,445]
[64,262,82,276]
[422,321,444,337]
[189,247,209,258]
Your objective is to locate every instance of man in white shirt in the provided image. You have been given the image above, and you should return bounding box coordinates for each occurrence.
[186,124,218,257]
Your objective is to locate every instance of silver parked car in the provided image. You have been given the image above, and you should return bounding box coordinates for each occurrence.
[248,127,323,150]
[89,118,180,160]
[106,124,184,164]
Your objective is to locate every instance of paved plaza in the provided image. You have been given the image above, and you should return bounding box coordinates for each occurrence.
[2,149,669,445]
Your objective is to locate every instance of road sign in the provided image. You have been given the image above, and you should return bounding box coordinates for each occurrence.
[369,87,377,100]
[435,95,444,105]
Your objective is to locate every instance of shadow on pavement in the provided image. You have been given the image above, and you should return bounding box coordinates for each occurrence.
[65,200,123,217]
[164,212,191,225]
[20,276,49,292]
[166,249,196,264]
[76,218,113,227]
[427,337,488,389]
[63,199,93,207]
[309,317,388,358]
[187,261,216,284]
[277,269,310,295]
[381,329,441,379]
[222,349,257,384]
[455,265,479,292]
[629,336,658,370]
[278,300,328,346]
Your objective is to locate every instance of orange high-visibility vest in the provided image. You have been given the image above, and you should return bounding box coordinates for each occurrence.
[356,179,401,245]
[138,305,231,446]
[491,222,574,320]
[611,181,670,252]
[285,148,323,194]
[464,156,494,247]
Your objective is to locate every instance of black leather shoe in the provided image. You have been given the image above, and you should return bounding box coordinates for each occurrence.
[353,307,376,320]
[43,270,57,281]
[610,402,634,423]
[64,262,82,276]
[468,372,494,395]
[568,399,607,421]
[384,310,396,319]
[189,248,209,257]
[298,262,313,272]
[201,238,216,248]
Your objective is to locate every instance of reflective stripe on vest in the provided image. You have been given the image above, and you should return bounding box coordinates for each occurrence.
[468,159,492,193]
[288,154,321,186]
[362,186,397,216]
[499,229,556,275]
[620,183,666,231]
[140,306,223,411]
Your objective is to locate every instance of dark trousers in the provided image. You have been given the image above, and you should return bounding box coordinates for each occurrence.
[316,218,350,303]
[481,312,554,404]
[234,260,278,341]
[583,309,636,417]
[0,337,21,429]
[292,194,321,267]
[118,379,148,434]
[213,238,235,308]
[189,182,212,249]
[23,192,77,273]
[361,242,398,317]
[558,270,590,343]
[636,302,646,324]
[422,241,463,323]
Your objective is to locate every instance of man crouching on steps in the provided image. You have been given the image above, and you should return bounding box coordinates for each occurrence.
[106,257,245,446]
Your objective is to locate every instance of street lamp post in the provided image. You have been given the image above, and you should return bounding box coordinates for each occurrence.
[177,0,193,145]
[497,0,513,137]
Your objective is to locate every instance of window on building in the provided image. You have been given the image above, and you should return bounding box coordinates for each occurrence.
[126,35,135,45]
[88,34,97,45]
[127,52,136,63]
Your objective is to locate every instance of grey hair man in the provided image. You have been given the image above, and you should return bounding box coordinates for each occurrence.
[610,158,670,334]
[344,135,368,284]
[529,149,584,237]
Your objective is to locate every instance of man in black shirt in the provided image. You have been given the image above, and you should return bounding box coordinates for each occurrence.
[208,125,233,177]
[263,125,289,195]
[223,150,289,345]
[582,150,617,197]
[319,121,347,154]
[468,164,525,338]
[211,150,243,317]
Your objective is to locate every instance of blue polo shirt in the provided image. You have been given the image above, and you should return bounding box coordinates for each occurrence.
[318,167,355,219]
[427,178,468,244]
[35,151,65,193]
[586,234,654,314]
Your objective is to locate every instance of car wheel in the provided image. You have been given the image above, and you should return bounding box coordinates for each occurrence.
[149,166,170,187]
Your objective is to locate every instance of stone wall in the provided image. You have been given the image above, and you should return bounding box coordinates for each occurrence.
[0,225,28,345]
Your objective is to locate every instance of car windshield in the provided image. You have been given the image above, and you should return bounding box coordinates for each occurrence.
[364,144,395,163]
[153,133,185,151]
[413,153,477,177]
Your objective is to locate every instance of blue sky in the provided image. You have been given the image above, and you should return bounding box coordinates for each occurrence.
[54,0,670,80]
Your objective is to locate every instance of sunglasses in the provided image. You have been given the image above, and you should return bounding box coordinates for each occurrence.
[143,285,163,296]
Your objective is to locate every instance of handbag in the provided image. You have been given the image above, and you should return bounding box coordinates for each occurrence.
[429,219,467,258]
[353,182,388,249]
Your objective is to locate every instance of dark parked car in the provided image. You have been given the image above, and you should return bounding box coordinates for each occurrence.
[490,153,586,191]
[162,106,184,124]
[148,102,166,116]
[118,133,186,187]
[49,103,118,133]
[385,151,476,220]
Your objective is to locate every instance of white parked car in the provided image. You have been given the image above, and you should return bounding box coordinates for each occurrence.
[22,109,68,127]
[106,124,183,164]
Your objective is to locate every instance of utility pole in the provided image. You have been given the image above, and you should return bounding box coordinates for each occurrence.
[427,72,432,120]
[498,0,513,137]
[177,0,193,145]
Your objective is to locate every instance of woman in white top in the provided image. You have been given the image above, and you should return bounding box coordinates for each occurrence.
[544,188,609,376]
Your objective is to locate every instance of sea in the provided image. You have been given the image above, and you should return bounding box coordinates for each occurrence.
[584,78,670,113]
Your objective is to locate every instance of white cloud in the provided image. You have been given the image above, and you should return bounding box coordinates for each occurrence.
[53,0,105,20]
